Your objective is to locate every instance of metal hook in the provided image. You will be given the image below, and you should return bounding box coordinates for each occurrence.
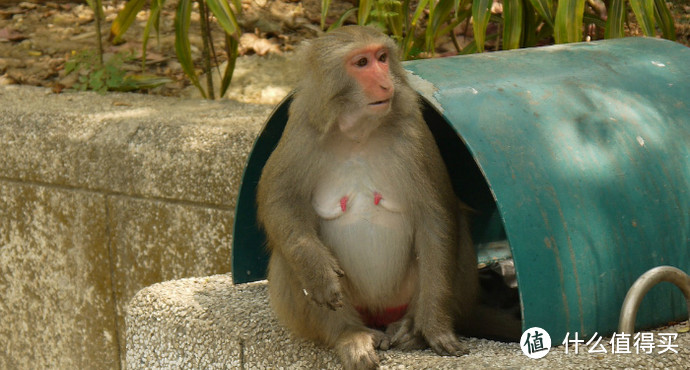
[618,265,690,334]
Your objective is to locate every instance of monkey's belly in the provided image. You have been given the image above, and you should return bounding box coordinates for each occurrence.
[315,193,416,308]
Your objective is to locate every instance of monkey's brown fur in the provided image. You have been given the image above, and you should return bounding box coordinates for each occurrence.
[257,26,491,369]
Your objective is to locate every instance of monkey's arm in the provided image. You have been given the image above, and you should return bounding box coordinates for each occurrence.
[256,143,345,310]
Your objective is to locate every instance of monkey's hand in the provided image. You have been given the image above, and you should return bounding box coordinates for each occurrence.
[388,316,469,356]
[301,259,345,310]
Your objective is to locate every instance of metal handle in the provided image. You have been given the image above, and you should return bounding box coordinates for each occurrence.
[618,265,690,334]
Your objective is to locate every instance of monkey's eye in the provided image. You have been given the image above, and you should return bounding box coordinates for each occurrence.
[378,53,387,63]
[355,57,368,67]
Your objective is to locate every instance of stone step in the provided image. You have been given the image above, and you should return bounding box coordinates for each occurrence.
[125,273,690,369]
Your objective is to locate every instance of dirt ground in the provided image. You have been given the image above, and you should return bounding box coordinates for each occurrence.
[1,0,688,104]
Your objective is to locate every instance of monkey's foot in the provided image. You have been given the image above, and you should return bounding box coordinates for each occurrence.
[425,330,469,357]
[388,317,469,356]
[387,318,427,351]
[335,330,380,370]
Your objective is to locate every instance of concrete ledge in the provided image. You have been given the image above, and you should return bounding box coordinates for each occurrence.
[127,274,690,369]
[0,85,272,368]
[0,85,270,205]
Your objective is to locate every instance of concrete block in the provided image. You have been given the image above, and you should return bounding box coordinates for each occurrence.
[108,195,233,355]
[0,85,271,206]
[126,274,690,369]
[0,181,119,369]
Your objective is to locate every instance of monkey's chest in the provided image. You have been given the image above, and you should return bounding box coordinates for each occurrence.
[312,159,415,305]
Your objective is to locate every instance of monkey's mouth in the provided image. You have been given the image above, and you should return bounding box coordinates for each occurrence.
[368,99,391,108]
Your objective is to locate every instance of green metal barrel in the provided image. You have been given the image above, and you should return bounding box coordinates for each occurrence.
[233,37,690,342]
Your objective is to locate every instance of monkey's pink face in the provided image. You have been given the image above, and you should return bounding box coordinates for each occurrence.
[345,44,395,113]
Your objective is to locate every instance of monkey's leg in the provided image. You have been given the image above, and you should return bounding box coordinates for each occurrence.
[268,253,389,370]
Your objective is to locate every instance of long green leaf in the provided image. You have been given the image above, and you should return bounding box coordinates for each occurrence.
[230,0,242,14]
[411,0,430,27]
[472,0,492,52]
[437,9,470,37]
[321,0,333,29]
[206,0,241,36]
[425,0,455,52]
[522,0,538,47]
[629,0,655,36]
[527,0,554,27]
[654,0,676,40]
[110,0,147,43]
[461,32,498,54]
[359,0,374,25]
[115,74,172,91]
[554,0,585,43]
[328,7,358,31]
[175,0,206,98]
[141,0,163,70]
[220,34,239,97]
[502,0,523,50]
[604,0,625,39]
[430,0,456,37]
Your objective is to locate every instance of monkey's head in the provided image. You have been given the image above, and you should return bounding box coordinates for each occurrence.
[294,26,414,140]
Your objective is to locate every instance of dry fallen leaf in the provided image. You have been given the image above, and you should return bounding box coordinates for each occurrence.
[0,27,27,43]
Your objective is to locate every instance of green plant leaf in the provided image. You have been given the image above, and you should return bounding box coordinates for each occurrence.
[502,0,523,50]
[472,0,492,52]
[175,0,206,98]
[141,0,164,70]
[321,0,333,29]
[112,74,172,91]
[654,0,676,40]
[206,0,241,36]
[424,0,454,52]
[328,7,358,31]
[629,0,655,36]
[90,69,105,90]
[461,32,498,54]
[604,0,625,39]
[110,0,147,43]
[220,34,239,97]
[527,0,554,27]
[410,0,430,27]
[359,0,374,25]
[521,0,538,47]
[554,0,585,43]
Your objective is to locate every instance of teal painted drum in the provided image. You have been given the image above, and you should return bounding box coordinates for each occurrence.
[233,37,690,342]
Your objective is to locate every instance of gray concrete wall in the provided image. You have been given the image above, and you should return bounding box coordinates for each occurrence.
[0,85,271,369]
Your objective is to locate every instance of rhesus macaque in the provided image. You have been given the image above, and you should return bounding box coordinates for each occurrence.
[257,26,488,369]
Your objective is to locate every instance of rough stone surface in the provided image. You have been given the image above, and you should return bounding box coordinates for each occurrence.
[127,274,690,369]
[0,85,272,369]
[108,196,234,355]
[0,85,271,206]
[0,182,119,369]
